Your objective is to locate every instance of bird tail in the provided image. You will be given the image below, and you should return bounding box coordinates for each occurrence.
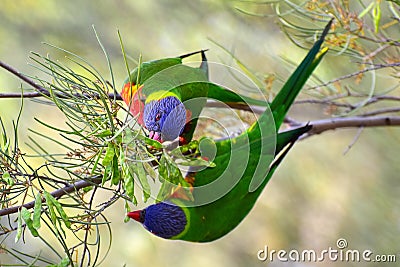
[178,49,209,60]
[178,49,209,79]
[275,124,311,159]
[247,19,332,192]
[251,124,311,194]
[269,19,333,130]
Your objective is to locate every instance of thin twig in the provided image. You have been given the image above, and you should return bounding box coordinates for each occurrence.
[304,116,400,137]
[360,107,400,117]
[0,60,49,94]
[0,176,102,217]
[308,62,400,90]
[0,59,122,100]
[343,127,364,155]
[294,98,355,109]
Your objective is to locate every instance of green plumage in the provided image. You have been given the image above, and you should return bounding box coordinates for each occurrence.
[165,20,332,242]
[122,50,270,142]
[127,20,332,242]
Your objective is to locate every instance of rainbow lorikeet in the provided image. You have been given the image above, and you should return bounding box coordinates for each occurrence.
[127,20,332,242]
[120,50,268,144]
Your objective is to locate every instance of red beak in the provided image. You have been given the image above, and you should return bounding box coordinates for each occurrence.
[127,210,143,222]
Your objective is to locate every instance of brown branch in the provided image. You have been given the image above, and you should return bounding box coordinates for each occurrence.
[294,98,355,109]
[0,60,49,94]
[0,176,102,217]
[360,107,400,117]
[0,59,122,100]
[304,116,400,137]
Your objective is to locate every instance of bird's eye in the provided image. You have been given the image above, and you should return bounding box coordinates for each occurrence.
[155,113,161,121]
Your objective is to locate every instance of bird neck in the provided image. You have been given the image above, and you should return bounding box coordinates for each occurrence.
[166,198,192,240]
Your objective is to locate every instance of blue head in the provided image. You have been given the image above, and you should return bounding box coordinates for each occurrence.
[143,96,187,142]
[127,202,187,239]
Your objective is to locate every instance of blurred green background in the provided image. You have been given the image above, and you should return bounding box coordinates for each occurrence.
[1,1,400,266]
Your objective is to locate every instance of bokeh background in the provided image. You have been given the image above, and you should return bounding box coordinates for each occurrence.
[1,1,400,266]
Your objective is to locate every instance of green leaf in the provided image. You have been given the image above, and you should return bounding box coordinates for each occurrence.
[131,163,151,202]
[143,136,163,149]
[50,196,71,229]
[2,171,14,186]
[102,164,112,185]
[44,191,71,229]
[158,155,168,182]
[111,154,121,185]
[58,256,70,267]
[156,182,174,202]
[178,157,216,168]
[156,153,190,201]
[169,163,183,184]
[373,2,381,33]
[124,201,132,223]
[124,167,135,202]
[142,161,157,181]
[83,186,93,193]
[15,208,23,243]
[102,142,115,166]
[44,192,57,227]
[95,129,113,138]
[45,256,70,267]
[358,2,375,18]
[386,0,400,6]
[21,207,39,237]
[33,193,42,230]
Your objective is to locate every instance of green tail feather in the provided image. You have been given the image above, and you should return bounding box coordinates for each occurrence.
[270,19,332,129]
[275,124,311,155]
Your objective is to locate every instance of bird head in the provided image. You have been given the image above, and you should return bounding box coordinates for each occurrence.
[127,202,187,239]
[120,82,145,125]
[143,96,187,143]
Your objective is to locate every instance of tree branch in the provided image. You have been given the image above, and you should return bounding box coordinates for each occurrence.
[0,60,49,95]
[308,62,400,90]
[0,60,122,100]
[304,116,400,137]
[0,176,102,217]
